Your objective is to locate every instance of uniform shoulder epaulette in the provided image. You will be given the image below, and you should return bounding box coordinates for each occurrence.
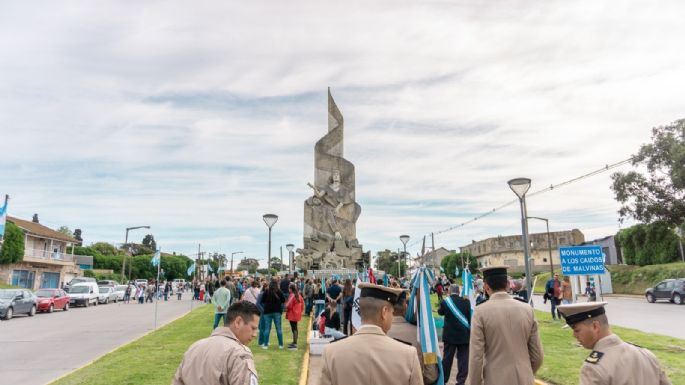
[392,337,412,346]
[513,297,527,303]
[585,351,604,364]
[626,341,643,348]
[329,336,348,343]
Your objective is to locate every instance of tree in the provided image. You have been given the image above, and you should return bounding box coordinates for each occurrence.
[237,258,260,273]
[142,234,157,251]
[91,242,121,256]
[611,119,685,226]
[269,257,284,271]
[0,222,25,264]
[73,229,83,246]
[56,226,73,238]
[374,249,406,277]
[616,221,680,265]
[440,252,477,279]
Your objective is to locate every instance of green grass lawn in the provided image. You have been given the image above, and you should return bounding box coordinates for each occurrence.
[51,304,306,385]
[0,283,19,289]
[430,294,684,385]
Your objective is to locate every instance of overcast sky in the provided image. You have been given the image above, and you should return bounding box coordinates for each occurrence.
[2,1,684,267]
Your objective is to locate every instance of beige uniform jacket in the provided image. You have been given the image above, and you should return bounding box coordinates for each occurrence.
[580,334,671,385]
[387,316,440,385]
[320,324,424,385]
[466,292,543,385]
[172,327,258,385]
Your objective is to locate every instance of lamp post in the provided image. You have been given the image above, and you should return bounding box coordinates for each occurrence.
[230,251,244,275]
[121,226,150,284]
[286,244,294,274]
[508,177,532,301]
[262,214,278,273]
[527,216,554,275]
[400,235,410,278]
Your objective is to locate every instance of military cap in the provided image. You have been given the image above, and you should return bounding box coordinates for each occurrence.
[557,302,608,326]
[479,265,508,279]
[358,283,403,305]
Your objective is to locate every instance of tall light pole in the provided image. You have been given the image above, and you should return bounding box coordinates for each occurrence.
[263,214,278,273]
[528,216,554,275]
[675,227,685,263]
[400,235,410,278]
[286,244,294,274]
[121,225,150,283]
[230,251,244,275]
[508,177,532,300]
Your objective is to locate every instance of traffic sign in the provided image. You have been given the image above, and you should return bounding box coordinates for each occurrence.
[559,245,605,275]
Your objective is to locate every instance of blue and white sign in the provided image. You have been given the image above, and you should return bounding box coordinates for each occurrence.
[559,246,605,275]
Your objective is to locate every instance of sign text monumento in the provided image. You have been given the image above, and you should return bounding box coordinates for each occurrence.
[559,246,605,275]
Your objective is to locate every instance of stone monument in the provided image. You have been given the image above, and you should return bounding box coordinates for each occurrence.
[297,89,364,270]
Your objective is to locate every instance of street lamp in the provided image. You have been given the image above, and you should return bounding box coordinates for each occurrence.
[263,214,278,272]
[508,177,532,302]
[121,225,150,283]
[399,235,410,277]
[528,216,555,275]
[286,244,295,274]
[675,227,685,263]
[230,251,244,275]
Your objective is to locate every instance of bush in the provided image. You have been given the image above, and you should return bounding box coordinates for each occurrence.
[440,252,477,279]
[616,221,680,265]
[0,222,25,264]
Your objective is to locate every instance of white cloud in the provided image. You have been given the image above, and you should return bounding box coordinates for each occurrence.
[1,1,682,266]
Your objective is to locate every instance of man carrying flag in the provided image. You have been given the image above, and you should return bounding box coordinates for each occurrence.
[438,283,471,385]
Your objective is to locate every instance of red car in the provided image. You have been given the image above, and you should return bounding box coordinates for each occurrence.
[34,288,70,313]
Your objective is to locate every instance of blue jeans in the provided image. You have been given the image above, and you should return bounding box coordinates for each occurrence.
[258,314,268,345]
[304,297,313,315]
[261,312,284,347]
[213,313,226,329]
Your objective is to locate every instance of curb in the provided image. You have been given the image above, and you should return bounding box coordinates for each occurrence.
[45,303,204,385]
[298,315,313,385]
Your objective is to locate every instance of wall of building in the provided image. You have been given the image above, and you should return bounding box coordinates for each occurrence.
[0,261,80,291]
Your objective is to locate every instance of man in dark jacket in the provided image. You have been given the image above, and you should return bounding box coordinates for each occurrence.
[438,284,471,385]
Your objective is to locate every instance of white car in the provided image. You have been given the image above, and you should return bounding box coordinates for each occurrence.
[97,286,118,304]
[135,279,148,287]
[69,283,99,307]
[113,285,128,301]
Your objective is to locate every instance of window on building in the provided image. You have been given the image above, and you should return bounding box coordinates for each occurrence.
[12,270,35,289]
[559,237,567,245]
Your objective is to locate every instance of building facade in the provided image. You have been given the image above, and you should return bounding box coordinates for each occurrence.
[459,229,586,273]
[0,216,83,290]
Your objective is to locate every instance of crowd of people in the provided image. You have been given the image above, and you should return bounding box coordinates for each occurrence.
[172,267,672,385]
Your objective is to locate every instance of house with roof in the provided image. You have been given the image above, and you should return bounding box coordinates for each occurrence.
[0,215,83,290]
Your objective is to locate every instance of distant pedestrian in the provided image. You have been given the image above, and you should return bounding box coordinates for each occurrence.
[173,301,260,385]
[212,280,232,330]
[199,284,205,302]
[561,276,573,304]
[137,285,145,304]
[242,280,260,305]
[303,279,314,315]
[435,281,444,304]
[258,279,285,349]
[545,273,562,319]
[341,279,354,335]
[124,284,132,304]
[285,283,304,350]
[321,300,345,339]
[585,281,597,302]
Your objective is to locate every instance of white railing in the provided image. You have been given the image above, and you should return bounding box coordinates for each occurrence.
[24,248,75,263]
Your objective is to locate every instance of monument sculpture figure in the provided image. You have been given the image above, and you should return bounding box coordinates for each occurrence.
[297,90,364,270]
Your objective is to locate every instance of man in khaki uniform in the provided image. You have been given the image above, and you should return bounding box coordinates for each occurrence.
[387,291,439,385]
[466,266,543,385]
[557,302,671,385]
[320,283,424,385]
[173,301,261,385]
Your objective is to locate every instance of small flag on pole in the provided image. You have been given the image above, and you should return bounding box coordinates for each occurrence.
[383,273,389,287]
[187,262,195,276]
[0,195,8,240]
[151,249,161,267]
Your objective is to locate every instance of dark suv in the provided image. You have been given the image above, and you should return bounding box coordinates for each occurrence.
[645,279,685,304]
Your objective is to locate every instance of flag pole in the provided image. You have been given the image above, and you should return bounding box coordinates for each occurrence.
[154,249,161,329]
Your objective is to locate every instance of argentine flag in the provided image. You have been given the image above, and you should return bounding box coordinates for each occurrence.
[0,196,7,239]
[187,262,196,276]
[151,249,161,267]
[460,266,476,316]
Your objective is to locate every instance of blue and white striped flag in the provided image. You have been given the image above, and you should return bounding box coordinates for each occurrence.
[383,273,389,287]
[0,195,8,240]
[151,249,161,267]
[207,263,213,273]
[460,266,476,316]
[415,266,445,385]
[187,262,195,276]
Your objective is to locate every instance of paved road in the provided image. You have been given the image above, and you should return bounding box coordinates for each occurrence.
[0,295,200,385]
[532,294,685,340]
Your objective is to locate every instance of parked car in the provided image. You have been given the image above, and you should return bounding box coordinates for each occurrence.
[97,286,118,304]
[65,277,97,293]
[0,289,37,320]
[34,288,70,313]
[69,282,99,307]
[645,278,685,304]
[134,279,148,287]
[97,280,119,287]
[113,285,128,301]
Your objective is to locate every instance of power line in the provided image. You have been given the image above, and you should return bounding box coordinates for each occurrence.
[408,157,634,247]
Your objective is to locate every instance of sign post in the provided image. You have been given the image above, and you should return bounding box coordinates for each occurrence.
[559,246,605,302]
